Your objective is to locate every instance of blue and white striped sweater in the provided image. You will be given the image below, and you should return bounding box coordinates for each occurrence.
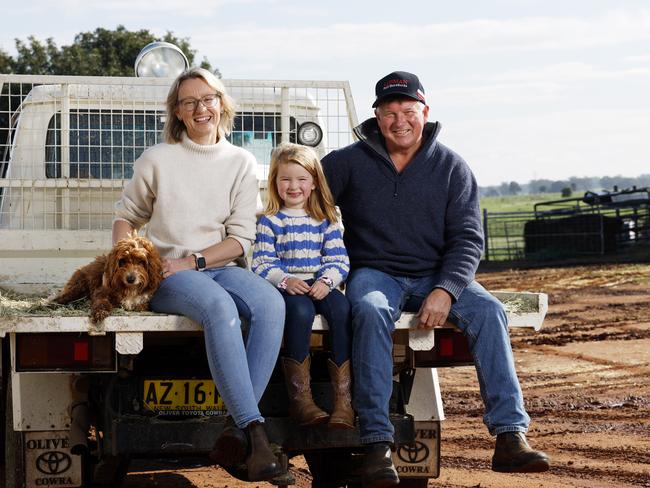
[252,208,350,288]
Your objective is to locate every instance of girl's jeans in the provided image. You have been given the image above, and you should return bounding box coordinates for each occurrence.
[150,266,285,429]
[281,282,351,366]
[346,267,530,444]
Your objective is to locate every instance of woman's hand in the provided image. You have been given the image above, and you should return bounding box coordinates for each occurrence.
[308,281,330,300]
[285,278,311,295]
[162,257,194,279]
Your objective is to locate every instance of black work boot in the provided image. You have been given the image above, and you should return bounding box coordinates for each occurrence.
[362,442,400,488]
[245,420,283,481]
[209,416,248,467]
[491,432,550,473]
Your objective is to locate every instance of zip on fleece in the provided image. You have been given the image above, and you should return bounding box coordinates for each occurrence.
[352,119,442,198]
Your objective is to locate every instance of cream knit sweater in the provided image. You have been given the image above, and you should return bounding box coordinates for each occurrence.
[114,134,259,260]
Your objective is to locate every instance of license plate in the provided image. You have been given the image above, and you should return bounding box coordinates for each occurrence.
[143,379,227,416]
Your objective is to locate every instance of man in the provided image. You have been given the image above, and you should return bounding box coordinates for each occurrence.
[322,71,549,486]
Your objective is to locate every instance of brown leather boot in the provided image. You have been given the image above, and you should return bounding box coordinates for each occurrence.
[282,356,329,426]
[209,416,247,467]
[362,442,400,488]
[327,359,355,429]
[491,432,550,473]
[245,421,283,481]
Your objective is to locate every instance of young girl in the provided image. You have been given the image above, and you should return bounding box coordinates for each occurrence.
[252,142,353,429]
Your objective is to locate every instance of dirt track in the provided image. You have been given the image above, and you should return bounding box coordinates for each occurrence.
[123,264,650,488]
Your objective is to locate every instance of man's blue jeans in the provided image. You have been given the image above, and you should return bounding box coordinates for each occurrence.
[346,267,530,444]
[150,266,285,429]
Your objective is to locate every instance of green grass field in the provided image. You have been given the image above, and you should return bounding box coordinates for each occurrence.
[480,193,565,213]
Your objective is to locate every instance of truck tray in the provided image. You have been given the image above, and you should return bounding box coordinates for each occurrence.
[0,290,548,352]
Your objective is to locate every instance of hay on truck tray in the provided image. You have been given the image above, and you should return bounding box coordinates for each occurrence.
[0,288,537,317]
[0,288,157,317]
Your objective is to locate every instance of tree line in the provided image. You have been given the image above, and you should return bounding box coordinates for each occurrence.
[480,174,650,197]
[0,25,212,76]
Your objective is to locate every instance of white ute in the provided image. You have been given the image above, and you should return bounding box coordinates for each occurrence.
[0,44,547,488]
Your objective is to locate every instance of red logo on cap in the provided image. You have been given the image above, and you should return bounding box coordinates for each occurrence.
[383,79,409,90]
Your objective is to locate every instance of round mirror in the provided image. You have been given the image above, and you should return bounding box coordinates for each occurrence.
[135,42,189,78]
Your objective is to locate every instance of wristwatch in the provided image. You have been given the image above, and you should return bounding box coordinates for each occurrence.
[318,276,335,291]
[192,252,207,271]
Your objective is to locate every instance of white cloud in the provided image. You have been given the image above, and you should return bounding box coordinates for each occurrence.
[11,0,269,15]
[434,82,563,107]
[444,109,650,186]
[624,53,650,63]
[190,9,650,63]
[487,62,650,83]
[421,61,650,108]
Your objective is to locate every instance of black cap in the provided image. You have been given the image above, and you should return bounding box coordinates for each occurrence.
[372,71,426,108]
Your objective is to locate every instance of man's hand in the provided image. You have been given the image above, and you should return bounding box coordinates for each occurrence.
[285,277,311,295]
[416,288,452,329]
[308,281,330,300]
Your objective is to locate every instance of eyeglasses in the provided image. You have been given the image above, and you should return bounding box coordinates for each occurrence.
[177,94,220,112]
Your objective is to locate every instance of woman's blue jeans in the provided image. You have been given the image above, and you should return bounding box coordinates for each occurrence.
[150,266,285,429]
[346,267,530,444]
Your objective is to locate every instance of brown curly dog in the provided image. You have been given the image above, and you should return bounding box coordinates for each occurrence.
[52,235,163,323]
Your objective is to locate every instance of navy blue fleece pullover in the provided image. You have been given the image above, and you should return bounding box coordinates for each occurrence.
[321,119,483,300]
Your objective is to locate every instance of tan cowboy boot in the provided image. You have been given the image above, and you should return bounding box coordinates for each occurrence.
[282,356,329,426]
[327,359,355,429]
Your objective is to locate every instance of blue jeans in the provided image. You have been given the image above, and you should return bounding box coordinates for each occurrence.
[346,267,530,444]
[281,283,351,366]
[150,266,285,429]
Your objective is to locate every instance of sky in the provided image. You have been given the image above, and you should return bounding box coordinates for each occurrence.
[2,1,649,187]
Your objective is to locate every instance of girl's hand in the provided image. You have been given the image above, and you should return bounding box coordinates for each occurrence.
[285,278,311,295]
[162,257,194,278]
[308,281,330,300]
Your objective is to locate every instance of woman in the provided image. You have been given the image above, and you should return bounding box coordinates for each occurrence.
[113,67,285,481]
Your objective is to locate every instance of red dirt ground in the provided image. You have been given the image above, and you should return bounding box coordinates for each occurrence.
[122,263,650,488]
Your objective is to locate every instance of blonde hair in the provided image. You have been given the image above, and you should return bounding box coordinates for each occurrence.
[163,67,236,144]
[264,142,338,223]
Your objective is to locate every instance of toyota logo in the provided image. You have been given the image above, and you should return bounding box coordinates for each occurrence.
[36,451,71,475]
[397,441,429,463]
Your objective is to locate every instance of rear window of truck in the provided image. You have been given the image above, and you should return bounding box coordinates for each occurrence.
[44,110,297,179]
[45,110,163,179]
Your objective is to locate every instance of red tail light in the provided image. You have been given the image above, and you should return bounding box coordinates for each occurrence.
[16,333,115,371]
[438,336,454,357]
[74,341,90,362]
[413,329,474,367]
